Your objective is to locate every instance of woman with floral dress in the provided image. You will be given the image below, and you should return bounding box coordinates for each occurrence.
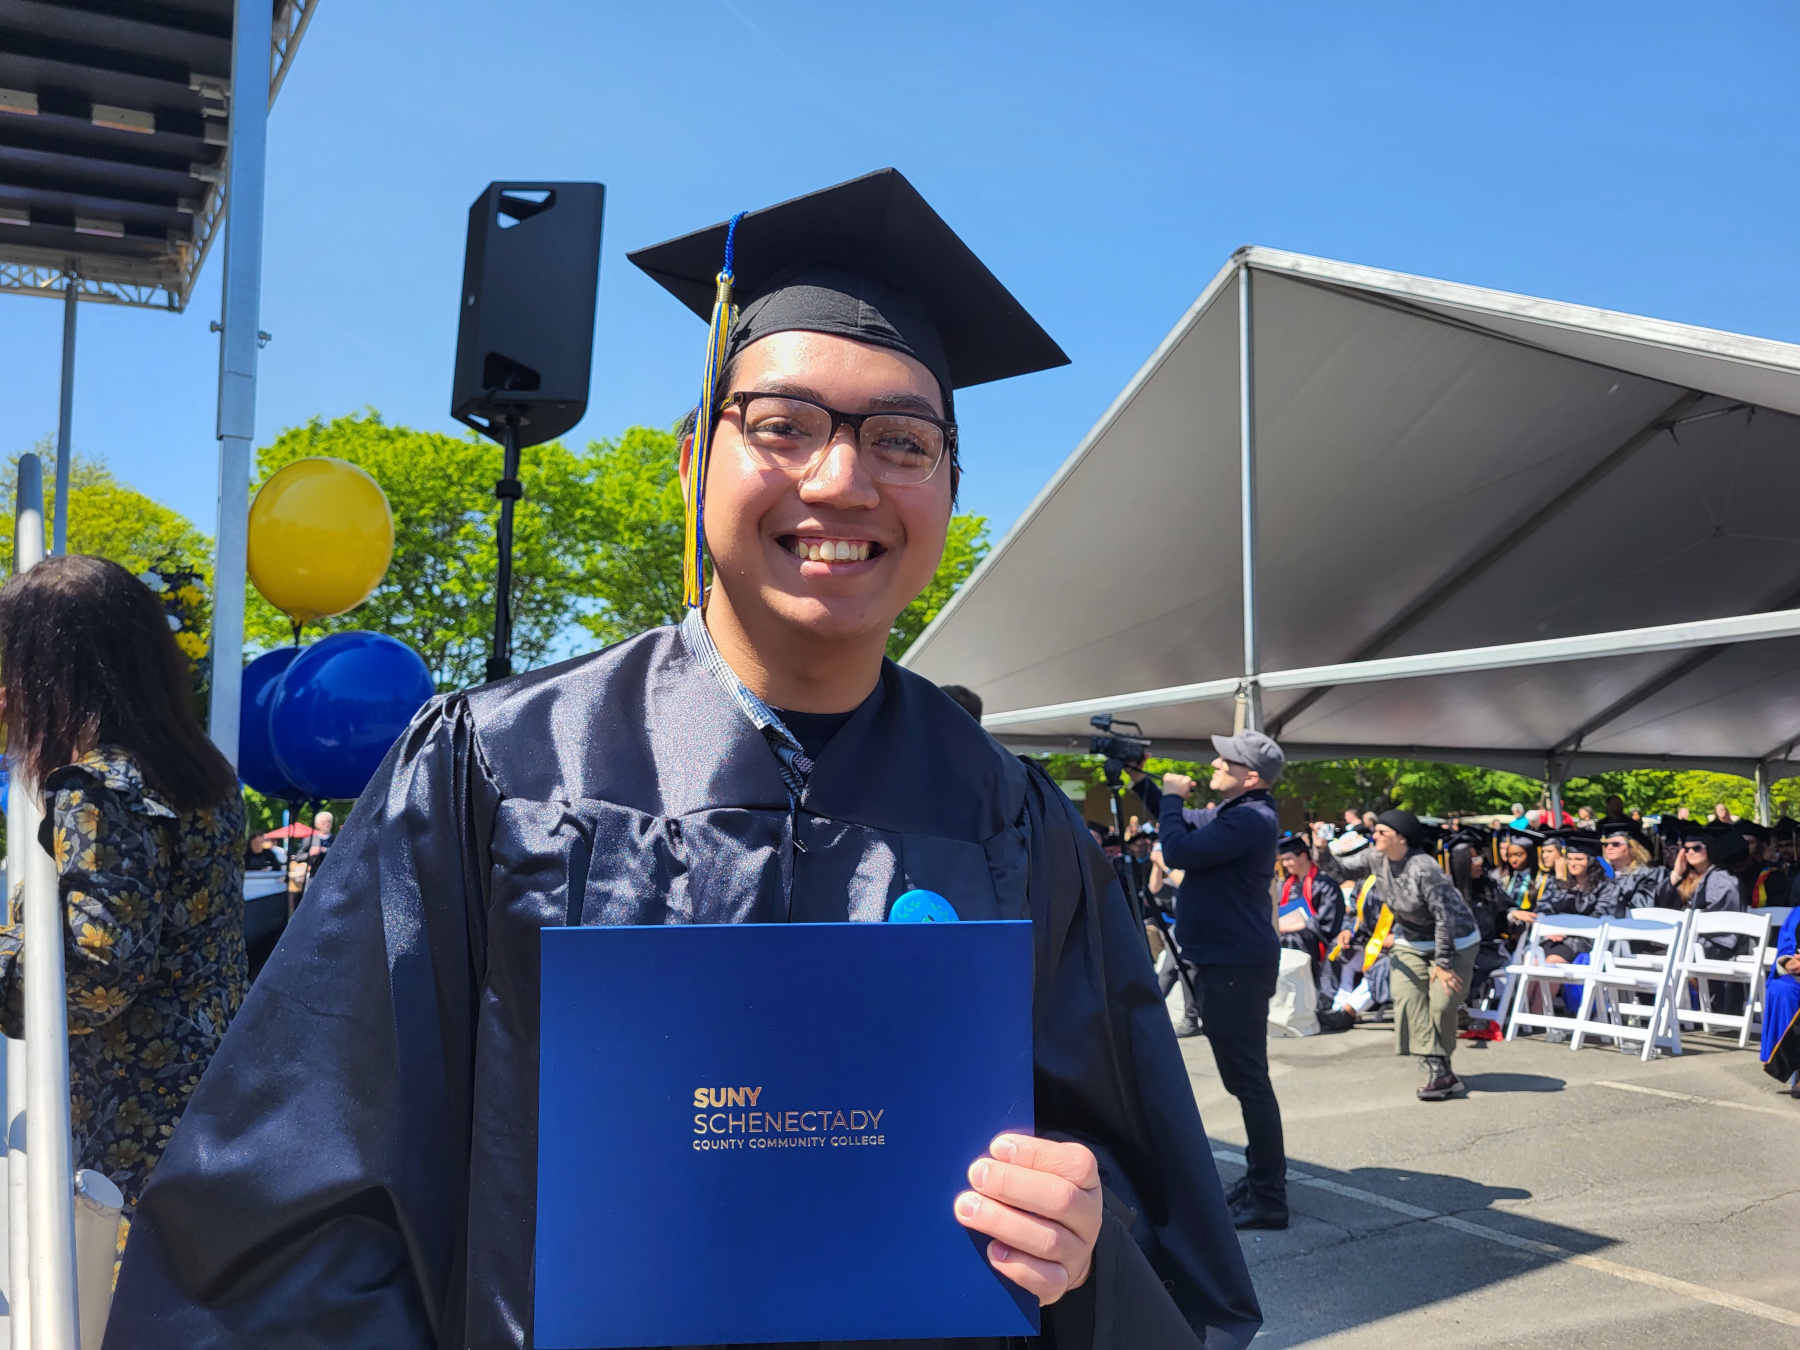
[0,555,245,1236]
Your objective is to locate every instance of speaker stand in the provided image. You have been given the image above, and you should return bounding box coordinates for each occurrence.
[485,413,524,683]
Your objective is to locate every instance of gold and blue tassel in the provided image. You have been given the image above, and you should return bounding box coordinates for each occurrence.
[683,210,746,609]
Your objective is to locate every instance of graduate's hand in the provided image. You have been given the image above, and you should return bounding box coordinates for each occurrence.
[954,1134,1101,1305]
[1430,965,1465,995]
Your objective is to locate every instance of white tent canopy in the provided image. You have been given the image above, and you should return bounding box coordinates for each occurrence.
[902,247,1800,789]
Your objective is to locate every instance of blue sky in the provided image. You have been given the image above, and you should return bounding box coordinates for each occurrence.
[4,1,1797,543]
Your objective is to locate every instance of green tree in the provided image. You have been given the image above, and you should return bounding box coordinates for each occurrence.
[245,412,599,690]
[576,426,686,647]
[2,447,213,580]
[888,514,990,659]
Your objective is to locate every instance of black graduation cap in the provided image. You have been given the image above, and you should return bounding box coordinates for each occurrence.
[1775,816,1800,841]
[1597,818,1650,850]
[1735,818,1771,844]
[1276,831,1313,856]
[1702,822,1750,864]
[1556,830,1605,858]
[1443,825,1490,852]
[627,168,1070,401]
[1497,824,1545,848]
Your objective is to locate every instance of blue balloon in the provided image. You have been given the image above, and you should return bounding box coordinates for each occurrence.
[238,647,303,798]
[270,632,434,800]
[888,889,959,923]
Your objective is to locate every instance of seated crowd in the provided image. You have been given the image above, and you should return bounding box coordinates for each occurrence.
[1110,792,1800,1096]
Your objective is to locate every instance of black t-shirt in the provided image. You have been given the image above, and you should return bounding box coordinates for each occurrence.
[774,708,856,762]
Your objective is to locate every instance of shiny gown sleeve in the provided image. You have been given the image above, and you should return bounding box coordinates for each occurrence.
[104,698,490,1349]
[1019,762,1261,1350]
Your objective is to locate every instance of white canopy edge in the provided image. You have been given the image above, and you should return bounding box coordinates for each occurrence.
[907,246,1800,668]
[980,604,1800,728]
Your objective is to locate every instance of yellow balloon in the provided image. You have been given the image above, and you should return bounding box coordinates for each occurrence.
[248,457,394,622]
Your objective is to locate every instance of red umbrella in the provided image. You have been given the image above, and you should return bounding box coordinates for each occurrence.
[255,823,316,842]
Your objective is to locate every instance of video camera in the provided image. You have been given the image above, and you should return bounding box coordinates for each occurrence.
[1088,714,1150,781]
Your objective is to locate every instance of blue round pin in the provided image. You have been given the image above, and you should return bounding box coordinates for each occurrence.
[888,889,958,923]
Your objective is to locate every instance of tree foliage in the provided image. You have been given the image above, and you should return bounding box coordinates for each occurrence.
[2,446,213,580]
[576,426,687,647]
[888,514,990,660]
[245,413,598,690]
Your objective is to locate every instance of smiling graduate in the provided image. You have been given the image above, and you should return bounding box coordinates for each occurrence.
[108,169,1260,1350]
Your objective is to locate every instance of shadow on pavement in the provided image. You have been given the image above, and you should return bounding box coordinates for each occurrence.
[1459,1072,1565,1093]
[1215,1147,1616,1348]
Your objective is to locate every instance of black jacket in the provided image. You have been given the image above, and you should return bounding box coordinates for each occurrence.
[109,622,1261,1350]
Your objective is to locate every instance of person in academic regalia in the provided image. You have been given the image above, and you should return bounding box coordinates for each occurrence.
[1320,827,1390,1012]
[1657,822,1748,1015]
[1446,829,1509,1002]
[1492,825,1548,917]
[1759,906,1800,1095]
[1596,820,1663,913]
[1274,832,1342,1008]
[1734,819,1790,909]
[106,170,1261,1350]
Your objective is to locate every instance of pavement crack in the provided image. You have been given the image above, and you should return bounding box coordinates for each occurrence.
[1690,1187,1800,1227]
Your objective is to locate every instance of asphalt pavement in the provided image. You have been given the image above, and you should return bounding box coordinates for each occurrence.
[1179,1014,1800,1347]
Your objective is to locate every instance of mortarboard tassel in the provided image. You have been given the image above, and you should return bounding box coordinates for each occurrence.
[682,211,746,609]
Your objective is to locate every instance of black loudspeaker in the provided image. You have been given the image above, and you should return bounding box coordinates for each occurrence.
[451,181,605,447]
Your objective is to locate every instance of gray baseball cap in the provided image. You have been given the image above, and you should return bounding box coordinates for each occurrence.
[1210,730,1285,784]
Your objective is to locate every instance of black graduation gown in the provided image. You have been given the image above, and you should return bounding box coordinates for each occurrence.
[107,623,1261,1350]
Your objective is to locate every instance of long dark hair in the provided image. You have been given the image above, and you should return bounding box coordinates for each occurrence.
[0,555,237,810]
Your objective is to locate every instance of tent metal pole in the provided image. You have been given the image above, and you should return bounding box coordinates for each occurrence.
[1235,262,1261,734]
[206,0,274,768]
[981,605,1800,730]
[1545,761,1562,826]
[1755,762,1773,826]
[13,455,80,1350]
[51,272,76,558]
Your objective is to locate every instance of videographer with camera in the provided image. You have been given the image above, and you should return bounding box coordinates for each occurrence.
[1131,731,1288,1232]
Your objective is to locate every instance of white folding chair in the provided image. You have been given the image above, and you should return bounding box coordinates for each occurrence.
[1503,916,1609,1043]
[1574,913,1689,1060]
[1673,910,1775,1047]
[1466,931,1529,1029]
[1751,907,1794,1035]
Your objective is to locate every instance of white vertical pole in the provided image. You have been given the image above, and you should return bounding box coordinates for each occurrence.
[5,1036,26,1349]
[206,0,273,769]
[12,456,79,1350]
[4,465,29,1336]
[51,276,76,559]
[1755,762,1773,827]
[1236,262,1262,734]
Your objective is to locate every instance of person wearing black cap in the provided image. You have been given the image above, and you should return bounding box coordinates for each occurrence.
[109,170,1261,1348]
[1529,835,1618,1016]
[1318,810,1480,1100]
[1658,823,1748,1011]
[1445,828,1510,1004]
[1597,819,1664,913]
[1155,729,1288,1230]
[1493,825,1549,914]
[1734,819,1790,909]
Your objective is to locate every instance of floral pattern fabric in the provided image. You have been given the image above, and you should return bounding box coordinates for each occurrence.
[0,747,246,1215]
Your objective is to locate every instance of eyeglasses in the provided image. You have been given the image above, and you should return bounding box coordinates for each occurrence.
[717,392,955,486]
[1680,841,1708,853]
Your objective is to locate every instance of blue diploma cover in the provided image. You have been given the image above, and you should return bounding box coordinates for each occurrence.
[534,920,1038,1348]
